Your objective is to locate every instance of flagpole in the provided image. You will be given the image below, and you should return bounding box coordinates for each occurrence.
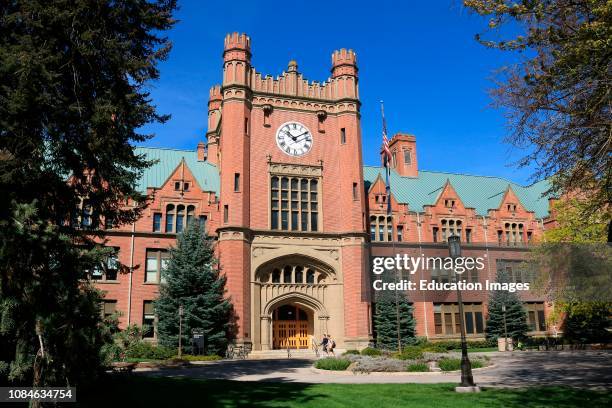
[380,100,402,353]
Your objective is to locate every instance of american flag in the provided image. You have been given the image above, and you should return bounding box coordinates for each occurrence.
[381,102,392,166]
[380,101,392,215]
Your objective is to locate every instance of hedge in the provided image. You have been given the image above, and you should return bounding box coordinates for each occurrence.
[315,358,351,371]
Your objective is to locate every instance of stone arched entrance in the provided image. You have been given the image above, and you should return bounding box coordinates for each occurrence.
[272,304,311,349]
[252,255,337,351]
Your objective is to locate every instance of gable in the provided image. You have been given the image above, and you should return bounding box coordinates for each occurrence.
[135,147,220,194]
[362,166,551,218]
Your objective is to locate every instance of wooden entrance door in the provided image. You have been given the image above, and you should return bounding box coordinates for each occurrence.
[273,305,310,349]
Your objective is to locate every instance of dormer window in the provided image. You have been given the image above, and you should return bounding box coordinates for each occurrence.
[174,181,181,191]
[444,199,456,208]
[507,203,517,212]
[183,182,190,191]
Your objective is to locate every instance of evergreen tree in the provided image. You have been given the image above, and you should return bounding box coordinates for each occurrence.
[155,222,234,356]
[0,0,177,388]
[485,269,530,342]
[374,291,416,350]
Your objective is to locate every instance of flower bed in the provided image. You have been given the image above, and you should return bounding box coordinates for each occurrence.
[314,351,489,373]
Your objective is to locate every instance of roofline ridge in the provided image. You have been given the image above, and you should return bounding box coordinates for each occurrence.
[136,146,196,153]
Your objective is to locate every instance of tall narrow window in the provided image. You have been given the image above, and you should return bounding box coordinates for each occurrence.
[186,205,195,228]
[165,204,175,233]
[433,227,439,243]
[223,205,229,223]
[143,301,155,338]
[404,149,411,165]
[244,117,249,135]
[340,128,346,144]
[465,228,472,243]
[397,225,403,242]
[153,213,162,232]
[199,215,207,232]
[234,173,240,192]
[176,205,185,233]
[352,182,358,200]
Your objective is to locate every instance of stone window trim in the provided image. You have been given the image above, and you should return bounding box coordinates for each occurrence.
[439,218,463,242]
[433,302,485,337]
[145,248,170,284]
[370,214,393,242]
[256,261,335,285]
[158,202,205,233]
[499,221,526,246]
[89,247,120,282]
[268,162,323,233]
[525,302,547,333]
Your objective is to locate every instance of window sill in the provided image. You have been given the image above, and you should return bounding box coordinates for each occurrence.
[93,280,121,284]
[143,282,160,285]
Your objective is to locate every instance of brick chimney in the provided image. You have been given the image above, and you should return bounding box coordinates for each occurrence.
[382,133,418,177]
[197,141,206,161]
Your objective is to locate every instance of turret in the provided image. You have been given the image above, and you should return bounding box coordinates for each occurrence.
[331,49,358,100]
[223,32,251,86]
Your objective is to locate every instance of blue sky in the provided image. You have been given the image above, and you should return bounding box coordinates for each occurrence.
[141,0,537,185]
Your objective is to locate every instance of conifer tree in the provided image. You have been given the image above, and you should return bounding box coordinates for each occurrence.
[374,291,416,350]
[155,222,234,356]
[485,269,530,342]
[0,0,177,388]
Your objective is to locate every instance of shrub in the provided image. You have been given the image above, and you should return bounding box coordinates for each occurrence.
[360,347,382,356]
[438,358,462,371]
[126,342,176,360]
[406,362,429,372]
[420,343,448,353]
[179,354,222,361]
[314,358,351,371]
[438,358,485,371]
[395,346,424,360]
[343,349,360,355]
[471,360,484,369]
[351,356,410,373]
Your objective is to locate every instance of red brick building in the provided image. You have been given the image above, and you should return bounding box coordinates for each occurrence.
[93,33,554,350]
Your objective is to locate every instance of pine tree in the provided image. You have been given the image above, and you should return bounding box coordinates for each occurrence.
[155,222,234,356]
[0,0,177,388]
[485,269,530,342]
[374,291,416,350]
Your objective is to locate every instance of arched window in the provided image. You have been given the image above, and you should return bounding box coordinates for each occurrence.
[295,266,304,283]
[176,205,185,233]
[165,204,175,233]
[272,269,281,283]
[306,269,315,284]
[186,205,195,228]
[283,265,292,283]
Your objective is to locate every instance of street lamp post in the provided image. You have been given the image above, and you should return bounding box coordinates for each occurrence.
[447,235,479,392]
[502,304,509,351]
[178,304,184,359]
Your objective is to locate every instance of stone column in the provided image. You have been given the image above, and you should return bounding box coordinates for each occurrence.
[261,315,272,350]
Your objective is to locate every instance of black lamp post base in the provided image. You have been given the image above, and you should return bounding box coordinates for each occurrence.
[455,386,481,393]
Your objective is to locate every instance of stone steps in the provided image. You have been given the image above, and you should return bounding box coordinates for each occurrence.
[248,349,347,360]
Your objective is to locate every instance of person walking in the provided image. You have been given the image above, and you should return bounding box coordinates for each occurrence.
[320,334,329,356]
[327,334,336,357]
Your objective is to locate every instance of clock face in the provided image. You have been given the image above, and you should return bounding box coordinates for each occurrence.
[275,122,313,157]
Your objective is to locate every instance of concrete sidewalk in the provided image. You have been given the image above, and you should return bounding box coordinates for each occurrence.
[137,350,612,390]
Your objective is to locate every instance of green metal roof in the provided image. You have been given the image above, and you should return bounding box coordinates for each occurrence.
[363,166,551,218]
[132,147,550,218]
[135,147,220,194]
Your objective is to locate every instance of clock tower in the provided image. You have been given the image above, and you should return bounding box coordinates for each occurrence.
[211,33,371,350]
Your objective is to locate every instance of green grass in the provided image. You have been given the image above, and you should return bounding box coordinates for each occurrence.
[77,376,612,408]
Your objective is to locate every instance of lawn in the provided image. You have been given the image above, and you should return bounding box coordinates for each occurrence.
[77,376,611,408]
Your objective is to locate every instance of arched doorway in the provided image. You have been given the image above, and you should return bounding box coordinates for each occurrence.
[272,304,311,349]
